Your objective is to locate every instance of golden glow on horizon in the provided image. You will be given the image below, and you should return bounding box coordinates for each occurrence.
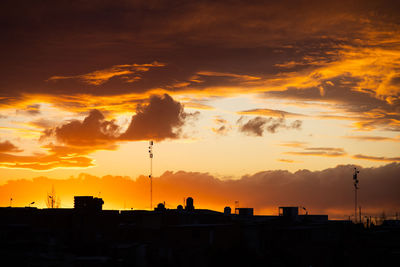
[1,1,400,219]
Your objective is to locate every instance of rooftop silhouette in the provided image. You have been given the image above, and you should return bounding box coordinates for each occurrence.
[1,195,399,266]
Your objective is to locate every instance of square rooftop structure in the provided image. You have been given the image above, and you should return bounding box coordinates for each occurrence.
[237,208,254,216]
[279,207,299,218]
[74,196,104,211]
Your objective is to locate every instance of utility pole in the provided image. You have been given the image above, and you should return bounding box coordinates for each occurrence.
[353,168,360,223]
[235,201,239,214]
[148,141,154,210]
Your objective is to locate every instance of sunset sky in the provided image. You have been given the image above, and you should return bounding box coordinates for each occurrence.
[1,0,399,217]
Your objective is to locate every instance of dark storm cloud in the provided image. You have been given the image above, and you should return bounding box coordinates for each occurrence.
[1,0,399,100]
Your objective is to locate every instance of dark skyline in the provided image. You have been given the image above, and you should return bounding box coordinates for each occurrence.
[0,0,399,217]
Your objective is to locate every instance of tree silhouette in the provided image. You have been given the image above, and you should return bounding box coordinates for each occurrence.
[46,185,61,208]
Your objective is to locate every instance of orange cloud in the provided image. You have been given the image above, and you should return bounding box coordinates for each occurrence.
[0,140,22,153]
[47,62,165,85]
[16,104,41,116]
[343,135,400,142]
[277,159,299,163]
[352,154,400,162]
[0,151,94,171]
[267,42,400,101]
[237,108,305,118]
[211,116,231,135]
[182,102,214,110]
[42,109,120,147]
[285,147,347,157]
[0,94,196,170]
[197,71,261,81]
[278,141,308,148]
[351,109,400,131]
[42,94,196,145]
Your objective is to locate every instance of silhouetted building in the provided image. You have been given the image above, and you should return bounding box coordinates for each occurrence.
[185,197,194,211]
[237,207,253,216]
[279,206,298,217]
[74,196,104,211]
[1,196,399,267]
[155,202,166,211]
[224,206,231,215]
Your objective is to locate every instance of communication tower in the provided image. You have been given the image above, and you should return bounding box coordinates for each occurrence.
[353,167,360,223]
[148,140,154,210]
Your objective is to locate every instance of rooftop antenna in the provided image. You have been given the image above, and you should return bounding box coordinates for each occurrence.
[235,200,239,214]
[148,140,154,210]
[301,206,308,215]
[353,167,360,223]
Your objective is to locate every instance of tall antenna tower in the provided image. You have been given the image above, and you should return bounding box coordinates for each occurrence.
[353,167,360,223]
[148,140,154,210]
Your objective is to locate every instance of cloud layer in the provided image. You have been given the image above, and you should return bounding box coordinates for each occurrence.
[1,163,399,218]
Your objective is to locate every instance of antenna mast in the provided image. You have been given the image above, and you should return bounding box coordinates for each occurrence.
[353,167,360,223]
[148,140,154,210]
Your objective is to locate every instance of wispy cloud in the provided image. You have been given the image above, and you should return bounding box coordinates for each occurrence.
[279,141,308,148]
[0,143,94,171]
[277,158,301,163]
[16,104,41,116]
[211,116,231,135]
[237,108,305,118]
[343,135,400,142]
[183,102,215,110]
[197,71,261,81]
[47,62,165,85]
[353,154,400,162]
[285,147,347,157]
